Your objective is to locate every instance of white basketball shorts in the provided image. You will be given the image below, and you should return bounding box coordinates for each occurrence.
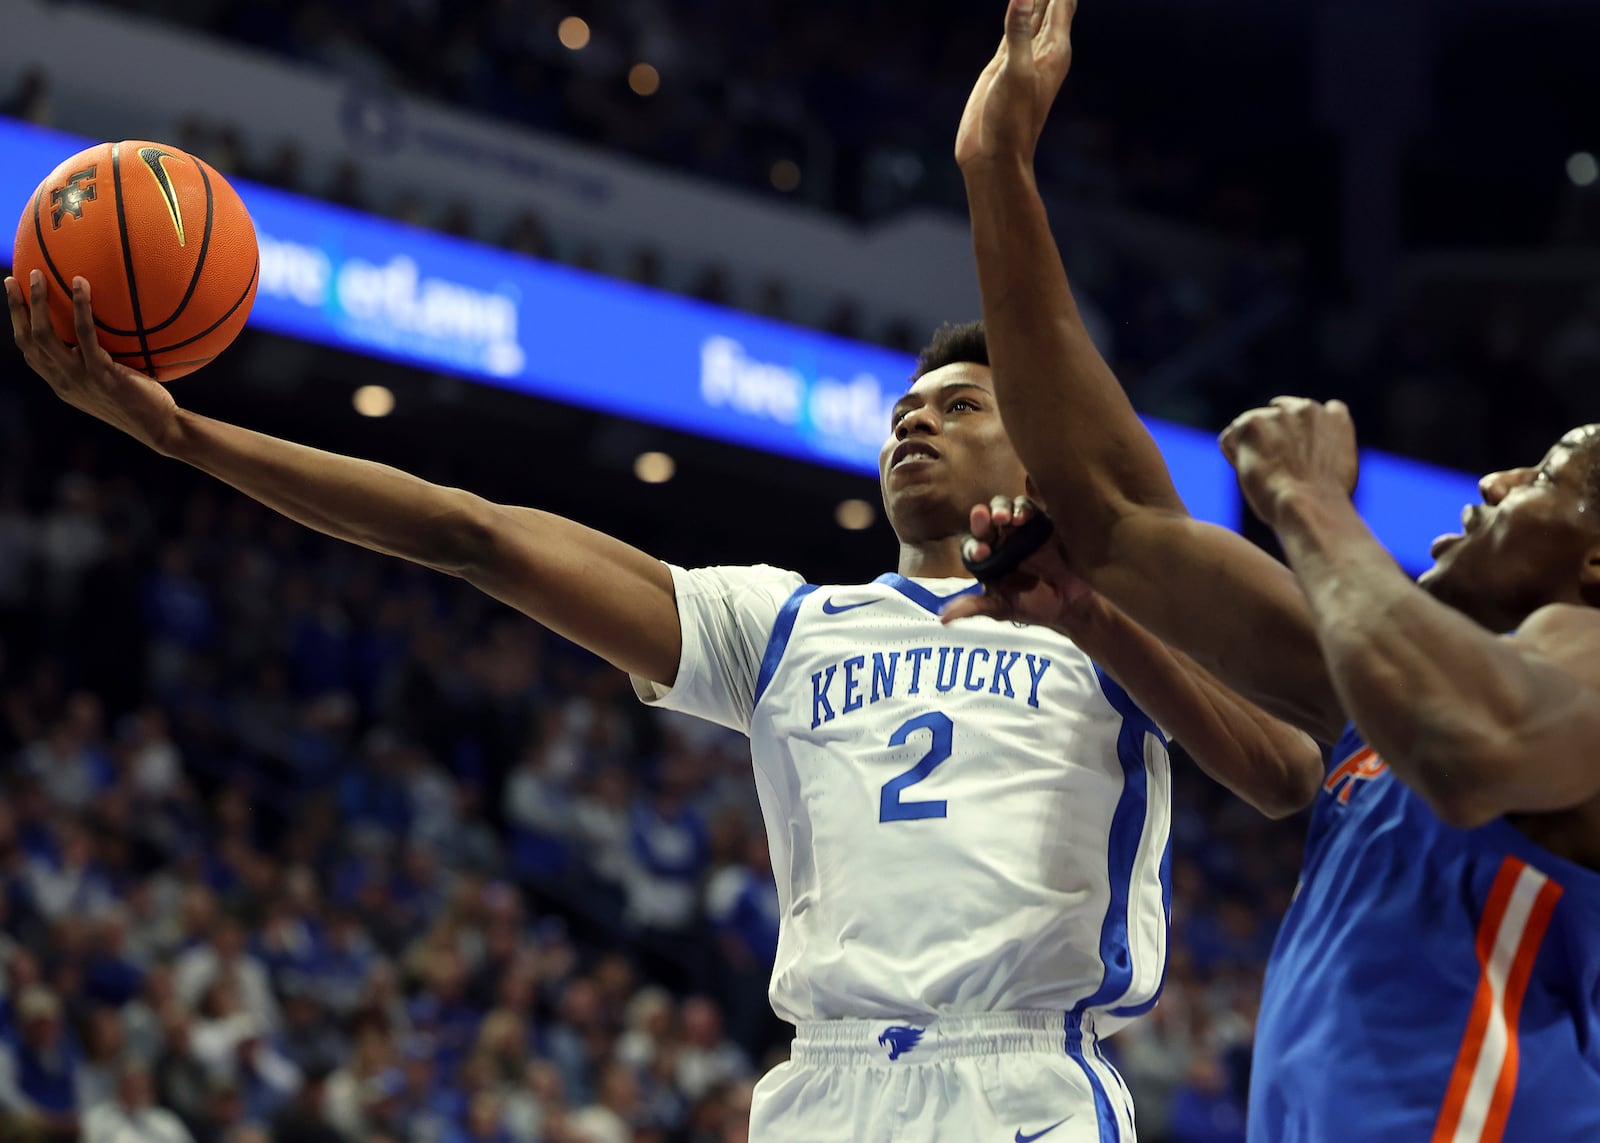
[750,1010,1138,1143]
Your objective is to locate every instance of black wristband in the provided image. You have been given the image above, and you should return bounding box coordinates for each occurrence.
[962,510,1056,584]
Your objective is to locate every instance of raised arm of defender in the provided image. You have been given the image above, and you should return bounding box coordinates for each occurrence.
[955,0,1345,742]
[7,272,682,686]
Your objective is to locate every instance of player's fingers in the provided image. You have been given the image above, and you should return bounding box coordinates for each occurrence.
[969,502,995,541]
[962,537,992,566]
[1012,496,1035,525]
[1037,0,1069,44]
[989,494,1013,528]
[5,277,29,347]
[27,270,53,341]
[71,279,109,366]
[1217,418,1245,465]
[940,590,1004,626]
[1003,0,1037,56]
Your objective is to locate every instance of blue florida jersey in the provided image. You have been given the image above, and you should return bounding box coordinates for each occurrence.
[633,566,1173,1029]
[1252,726,1600,1142]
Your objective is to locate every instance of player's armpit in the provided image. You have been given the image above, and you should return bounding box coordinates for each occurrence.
[1085,509,1347,745]
[457,502,682,687]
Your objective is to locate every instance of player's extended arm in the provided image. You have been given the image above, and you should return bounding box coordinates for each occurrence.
[1270,482,1600,828]
[7,272,681,685]
[953,498,1322,817]
[954,0,1344,741]
[1069,592,1323,818]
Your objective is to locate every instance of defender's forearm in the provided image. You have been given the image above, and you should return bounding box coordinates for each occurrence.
[1064,598,1323,818]
[964,159,1186,560]
[1275,488,1555,824]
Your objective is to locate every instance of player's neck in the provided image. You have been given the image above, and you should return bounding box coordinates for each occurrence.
[895,537,973,580]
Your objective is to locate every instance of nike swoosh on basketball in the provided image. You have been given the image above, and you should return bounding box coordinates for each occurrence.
[1015,1118,1070,1143]
[821,598,879,615]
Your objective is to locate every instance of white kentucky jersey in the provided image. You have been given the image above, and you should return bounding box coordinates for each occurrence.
[633,565,1172,1032]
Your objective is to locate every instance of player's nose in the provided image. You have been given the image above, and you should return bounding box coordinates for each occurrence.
[895,404,940,440]
[1478,467,1534,506]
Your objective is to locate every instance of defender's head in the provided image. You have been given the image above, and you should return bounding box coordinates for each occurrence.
[1420,425,1600,628]
[879,321,1027,545]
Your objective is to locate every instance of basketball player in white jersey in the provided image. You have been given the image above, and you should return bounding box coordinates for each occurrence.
[9,272,1321,1141]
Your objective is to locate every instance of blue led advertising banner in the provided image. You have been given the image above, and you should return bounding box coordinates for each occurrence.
[3,117,1483,567]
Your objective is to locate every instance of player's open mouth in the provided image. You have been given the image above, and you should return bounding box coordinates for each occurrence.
[890,441,941,470]
[1430,505,1486,558]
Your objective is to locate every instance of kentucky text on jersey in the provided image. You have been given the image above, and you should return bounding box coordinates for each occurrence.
[810,647,1053,728]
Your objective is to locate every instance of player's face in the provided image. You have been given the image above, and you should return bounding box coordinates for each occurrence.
[878,363,1027,544]
[1418,425,1600,628]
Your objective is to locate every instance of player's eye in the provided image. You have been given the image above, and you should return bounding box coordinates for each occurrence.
[949,398,979,414]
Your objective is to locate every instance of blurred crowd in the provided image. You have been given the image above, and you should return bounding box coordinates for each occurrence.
[78,0,1193,228]
[0,366,1303,1143]
[6,0,1298,369]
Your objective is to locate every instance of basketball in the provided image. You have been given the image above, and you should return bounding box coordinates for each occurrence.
[11,140,259,382]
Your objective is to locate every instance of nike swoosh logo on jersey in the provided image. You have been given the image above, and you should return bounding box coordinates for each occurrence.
[1015,1118,1069,1143]
[821,597,879,615]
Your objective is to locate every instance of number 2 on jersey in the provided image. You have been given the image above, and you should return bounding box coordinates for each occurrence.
[880,712,953,822]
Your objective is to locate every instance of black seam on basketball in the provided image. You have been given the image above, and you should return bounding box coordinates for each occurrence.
[31,185,139,338]
[116,354,214,370]
[143,156,215,336]
[111,143,156,375]
[141,256,257,356]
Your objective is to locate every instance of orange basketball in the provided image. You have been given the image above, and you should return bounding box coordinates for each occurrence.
[12,140,259,382]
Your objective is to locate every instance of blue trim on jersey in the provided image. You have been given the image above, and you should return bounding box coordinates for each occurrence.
[1113,826,1177,1018]
[873,572,982,615]
[1064,1011,1120,1143]
[1074,666,1164,1018]
[752,584,817,707]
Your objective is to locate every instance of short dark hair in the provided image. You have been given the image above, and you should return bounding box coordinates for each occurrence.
[913,320,988,380]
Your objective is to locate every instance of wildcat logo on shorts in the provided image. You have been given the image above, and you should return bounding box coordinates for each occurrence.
[877,1025,924,1061]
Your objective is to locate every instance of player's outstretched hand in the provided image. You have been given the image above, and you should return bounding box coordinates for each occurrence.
[956,0,1078,171]
[7,270,181,454]
[941,494,1101,632]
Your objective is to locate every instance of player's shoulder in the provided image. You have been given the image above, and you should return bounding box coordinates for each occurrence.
[1512,604,1600,689]
[671,562,807,599]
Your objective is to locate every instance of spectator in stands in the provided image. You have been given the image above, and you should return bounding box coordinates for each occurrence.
[267,1062,344,1143]
[1167,1051,1248,1143]
[0,986,79,1140]
[23,820,114,922]
[176,918,280,1036]
[622,756,708,942]
[0,69,52,127]
[705,828,779,1060]
[567,1060,640,1143]
[83,1060,194,1143]
[673,998,749,1103]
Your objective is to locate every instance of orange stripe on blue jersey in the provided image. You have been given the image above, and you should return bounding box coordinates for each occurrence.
[1430,857,1565,1143]
[1250,725,1600,1142]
